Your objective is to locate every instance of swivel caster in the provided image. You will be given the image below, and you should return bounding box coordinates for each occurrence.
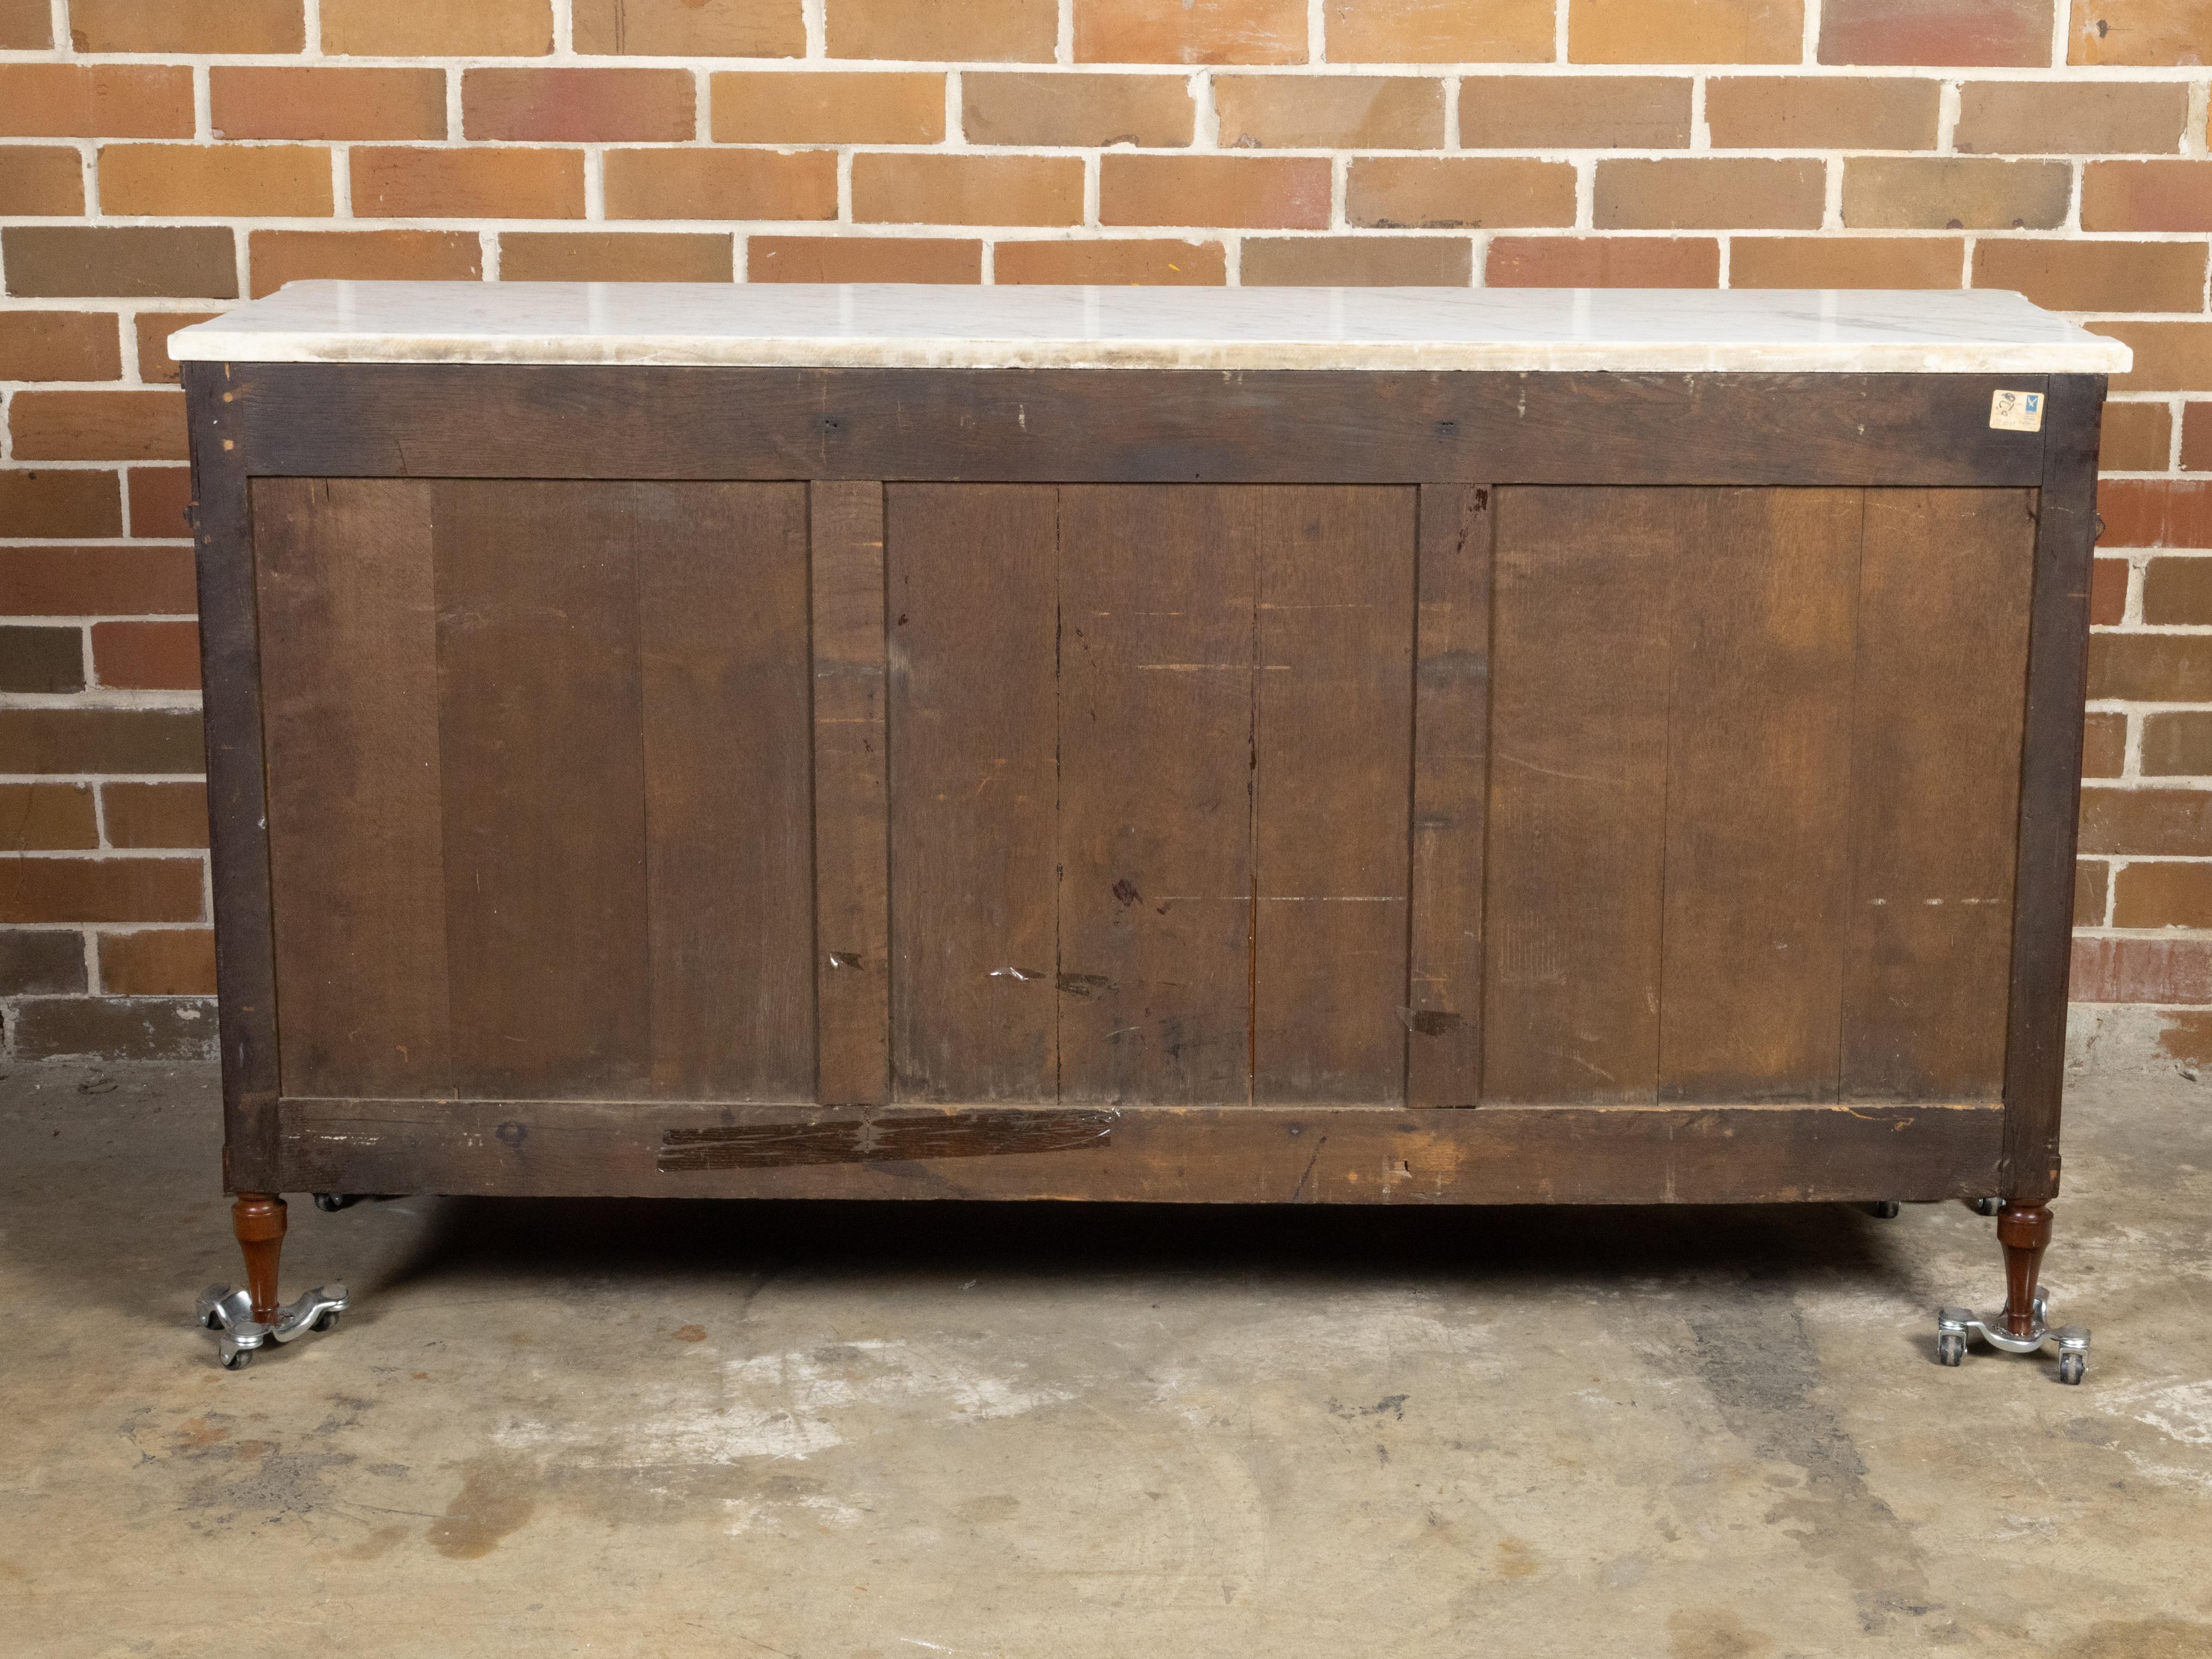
[218,1346,253,1371]
[1969,1197,2004,1217]
[2059,1350,2086,1386]
[1864,1200,1901,1219]
[1937,1331,1966,1366]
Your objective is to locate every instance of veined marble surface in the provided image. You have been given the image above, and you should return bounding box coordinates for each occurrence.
[169,280,2131,374]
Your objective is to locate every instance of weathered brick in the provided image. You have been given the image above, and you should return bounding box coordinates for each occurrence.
[125,468,191,539]
[2071,935,2212,1001]
[1485,235,1718,286]
[2070,1,2212,65]
[1973,239,2208,313]
[1217,76,1442,148]
[0,312,120,382]
[966,74,1192,148]
[0,472,121,540]
[2088,634,2212,702]
[102,782,208,849]
[96,928,216,997]
[1327,0,1554,62]
[1731,236,1964,288]
[1458,76,1691,149]
[2184,404,2212,471]
[212,67,448,142]
[352,148,585,220]
[2103,401,2173,471]
[0,549,197,617]
[2,227,237,300]
[1595,158,1824,229]
[2104,481,2212,548]
[1820,0,2052,65]
[2082,162,2212,233]
[1571,0,1805,63]
[0,0,50,47]
[2097,321,2212,393]
[323,0,551,55]
[2079,785,2212,854]
[498,232,735,283]
[1840,158,2070,229]
[0,147,86,216]
[2075,858,2110,924]
[748,237,982,283]
[2114,861,2212,927]
[248,229,481,296]
[1243,234,1473,284]
[134,313,220,385]
[2092,555,2132,623]
[0,66,194,140]
[98,144,333,218]
[9,996,217,1061]
[90,620,200,691]
[0,633,85,697]
[604,150,836,221]
[464,69,697,143]
[1077,0,1307,64]
[1348,158,1576,229]
[66,0,302,53]
[828,0,1056,61]
[2083,711,2128,778]
[0,931,85,998]
[0,709,204,775]
[853,154,1083,227]
[1102,155,1332,229]
[2154,1007,2212,1061]
[2142,556,2212,621]
[2143,711,2212,775]
[572,0,803,56]
[0,783,96,849]
[0,857,204,925]
[1957,82,2190,154]
[995,239,1228,283]
[1705,76,1940,149]
[9,391,185,463]
[714,72,946,144]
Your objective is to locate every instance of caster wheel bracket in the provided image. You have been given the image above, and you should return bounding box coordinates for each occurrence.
[195,1282,348,1370]
[1934,1303,2090,1382]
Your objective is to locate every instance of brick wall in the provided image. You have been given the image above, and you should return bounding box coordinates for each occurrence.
[1,0,2208,1064]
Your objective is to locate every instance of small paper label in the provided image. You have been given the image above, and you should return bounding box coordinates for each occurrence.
[1990,389,2044,432]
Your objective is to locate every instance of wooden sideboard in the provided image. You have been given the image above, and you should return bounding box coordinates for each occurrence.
[175,283,2120,1376]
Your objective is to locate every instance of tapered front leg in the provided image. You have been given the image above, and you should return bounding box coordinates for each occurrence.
[1935,1200,2088,1383]
[1996,1202,2052,1339]
[232,1193,288,1323]
[195,1193,349,1370]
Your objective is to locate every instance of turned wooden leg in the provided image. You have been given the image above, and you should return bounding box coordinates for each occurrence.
[232,1193,288,1324]
[1996,1202,2053,1338]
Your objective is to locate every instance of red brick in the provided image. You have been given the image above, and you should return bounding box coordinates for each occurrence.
[2080,786,2212,855]
[852,154,1084,227]
[2142,711,2212,775]
[248,229,482,297]
[2102,480,2212,548]
[0,0,51,46]
[2102,401,2173,471]
[2082,162,2212,234]
[2185,404,2212,471]
[0,857,204,925]
[1241,235,1473,285]
[2076,857,2110,924]
[2142,555,2212,621]
[1596,159,1825,229]
[352,148,585,220]
[748,237,982,283]
[1485,236,1718,287]
[0,709,205,774]
[2091,556,2131,624]
[713,72,946,144]
[1973,238,2207,313]
[1730,236,1964,289]
[2083,712,2127,779]
[1,227,238,300]
[1840,158,2070,229]
[0,312,120,382]
[126,468,192,539]
[1957,81,2191,154]
[1820,0,2053,65]
[134,313,220,385]
[464,69,697,143]
[0,931,86,998]
[1218,75,1443,148]
[1348,158,1577,229]
[0,472,122,539]
[322,0,550,55]
[1459,77,1691,149]
[66,0,301,52]
[97,928,217,997]
[994,239,1227,284]
[0,784,96,851]
[1571,0,1805,62]
[572,0,803,57]
[1328,0,1555,62]
[8,390,185,463]
[2097,321,2212,393]
[0,146,87,216]
[604,150,836,221]
[498,232,734,283]
[2088,633,2212,701]
[1076,0,1307,64]
[10,997,217,1061]
[1705,76,1941,149]
[0,549,198,617]
[91,620,200,691]
[1102,155,1332,229]
[2113,862,2212,927]
[964,74,1192,148]
[211,67,448,142]
[2070,1,2212,65]
[98,144,333,218]
[0,66,194,139]
[2070,936,2212,1004]
[828,0,1056,61]
[102,782,208,849]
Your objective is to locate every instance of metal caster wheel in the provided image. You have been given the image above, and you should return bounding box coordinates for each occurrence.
[194,1282,348,1369]
[1937,1332,1966,1366]
[312,1310,341,1334]
[218,1346,252,1370]
[2059,1351,2086,1385]
[1865,1200,1901,1219]
[1971,1197,2004,1216]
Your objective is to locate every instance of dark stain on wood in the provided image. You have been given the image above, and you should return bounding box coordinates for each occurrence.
[658,1109,1118,1171]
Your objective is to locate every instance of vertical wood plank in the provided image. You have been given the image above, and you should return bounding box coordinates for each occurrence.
[255,478,453,1100]
[436,481,652,1099]
[638,482,815,1099]
[885,484,1060,1102]
[811,481,893,1106]
[1406,484,1493,1108]
[1483,488,1672,1104]
[1658,489,1861,1103]
[1253,486,1418,1104]
[1058,486,1256,1105]
[1844,488,2037,1104]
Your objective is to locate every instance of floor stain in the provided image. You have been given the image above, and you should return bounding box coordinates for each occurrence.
[426,1453,540,1560]
[1667,1608,1777,1659]
[672,1324,707,1343]
[2072,1619,2212,1658]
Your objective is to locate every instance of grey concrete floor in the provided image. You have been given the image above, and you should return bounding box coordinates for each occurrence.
[2,1067,2210,1658]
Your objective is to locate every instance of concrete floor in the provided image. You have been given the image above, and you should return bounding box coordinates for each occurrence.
[2,1068,2210,1658]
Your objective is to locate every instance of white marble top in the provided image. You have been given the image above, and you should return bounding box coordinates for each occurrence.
[169,281,2130,374]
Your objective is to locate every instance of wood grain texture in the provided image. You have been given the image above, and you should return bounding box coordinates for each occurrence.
[1483,488,1672,1103]
[1406,484,1493,1107]
[1253,486,1418,1104]
[660,1109,1117,1171]
[811,481,893,1105]
[1658,490,1860,1103]
[886,484,1060,1102]
[1057,486,1256,1105]
[1844,489,2035,1103]
[254,477,452,1099]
